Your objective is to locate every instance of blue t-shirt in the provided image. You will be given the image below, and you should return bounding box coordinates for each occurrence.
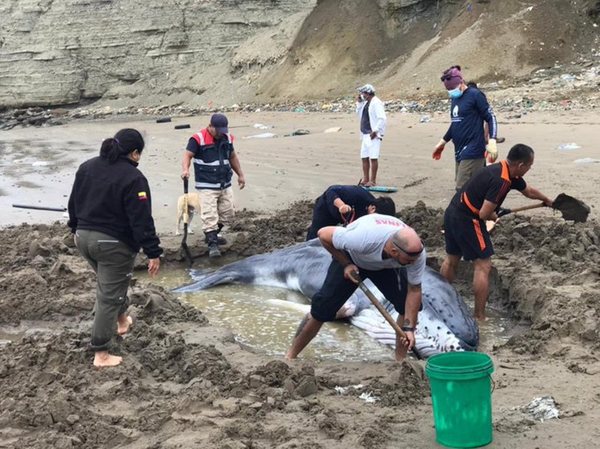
[442,87,497,162]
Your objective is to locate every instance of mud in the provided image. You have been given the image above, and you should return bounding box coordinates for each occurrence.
[1,200,599,448]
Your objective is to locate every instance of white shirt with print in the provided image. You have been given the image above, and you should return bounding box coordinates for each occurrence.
[331,214,426,285]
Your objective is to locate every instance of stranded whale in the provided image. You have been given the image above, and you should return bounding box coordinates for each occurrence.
[175,239,479,358]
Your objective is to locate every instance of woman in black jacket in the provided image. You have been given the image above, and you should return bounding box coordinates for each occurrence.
[68,128,162,367]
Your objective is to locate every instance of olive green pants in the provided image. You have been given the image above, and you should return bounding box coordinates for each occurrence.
[455,158,485,191]
[75,229,136,352]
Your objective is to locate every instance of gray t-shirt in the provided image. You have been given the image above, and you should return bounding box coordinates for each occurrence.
[331,214,426,285]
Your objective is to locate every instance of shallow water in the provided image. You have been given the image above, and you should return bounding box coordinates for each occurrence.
[141,263,521,361]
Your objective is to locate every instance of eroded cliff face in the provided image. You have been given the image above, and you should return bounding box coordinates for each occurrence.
[1,0,598,109]
[0,0,316,108]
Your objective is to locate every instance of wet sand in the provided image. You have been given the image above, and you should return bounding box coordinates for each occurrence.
[1,110,598,229]
[1,110,599,449]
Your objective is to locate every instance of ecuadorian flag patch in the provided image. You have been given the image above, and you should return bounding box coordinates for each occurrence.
[138,191,148,201]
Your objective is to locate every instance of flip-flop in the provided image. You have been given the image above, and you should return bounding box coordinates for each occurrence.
[117,316,133,336]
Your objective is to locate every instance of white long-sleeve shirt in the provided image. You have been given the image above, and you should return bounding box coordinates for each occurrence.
[356,96,387,138]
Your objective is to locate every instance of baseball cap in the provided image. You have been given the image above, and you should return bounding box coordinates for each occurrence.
[357,84,375,94]
[440,66,463,90]
[210,113,229,134]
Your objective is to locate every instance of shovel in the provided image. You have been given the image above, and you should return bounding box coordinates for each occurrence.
[498,193,590,222]
[180,177,194,267]
[488,193,590,231]
[353,273,408,343]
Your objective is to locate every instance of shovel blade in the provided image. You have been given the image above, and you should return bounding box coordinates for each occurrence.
[553,193,590,223]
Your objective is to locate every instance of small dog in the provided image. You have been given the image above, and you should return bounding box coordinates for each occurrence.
[175,192,202,235]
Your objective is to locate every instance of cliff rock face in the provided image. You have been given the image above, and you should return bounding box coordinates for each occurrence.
[1,0,598,108]
[0,0,315,108]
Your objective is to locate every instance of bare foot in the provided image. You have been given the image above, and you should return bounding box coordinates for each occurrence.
[94,351,123,367]
[475,315,488,322]
[117,315,133,336]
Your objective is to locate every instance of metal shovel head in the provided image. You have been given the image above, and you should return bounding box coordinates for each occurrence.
[553,193,590,223]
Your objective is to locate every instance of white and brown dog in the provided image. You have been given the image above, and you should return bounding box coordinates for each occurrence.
[175,192,202,235]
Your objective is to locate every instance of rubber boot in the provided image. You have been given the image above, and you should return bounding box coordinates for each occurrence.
[204,223,227,245]
[205,231,221,258]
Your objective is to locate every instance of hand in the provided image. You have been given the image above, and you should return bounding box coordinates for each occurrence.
[402,330,416,351]
[497,207,511,218]
[432,139,446,160]
[338,204,351,215]
[343,265,360,284]
[148,258,160,277]
[486,138,498,163]
[369,131,378,140]
[544,199,554,208]
[181,170,189,179]
[238,175,246,190]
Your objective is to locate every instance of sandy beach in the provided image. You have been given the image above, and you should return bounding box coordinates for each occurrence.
[1,109,599,449]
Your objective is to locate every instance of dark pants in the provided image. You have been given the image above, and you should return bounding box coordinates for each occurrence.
[310,258,408,322]
[75,229,137,351]
[306,195,337,240]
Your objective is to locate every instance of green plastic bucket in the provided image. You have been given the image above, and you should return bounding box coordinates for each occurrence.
[425,352,494,448]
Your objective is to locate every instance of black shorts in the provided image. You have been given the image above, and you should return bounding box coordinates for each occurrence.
[444,206,494,261]
[310,258,408,322]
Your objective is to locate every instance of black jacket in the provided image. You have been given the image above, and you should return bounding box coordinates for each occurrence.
[67,156,163,259]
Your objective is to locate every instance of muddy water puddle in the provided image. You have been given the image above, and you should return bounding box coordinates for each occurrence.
[0,139,95,226]
[141,263,523,361]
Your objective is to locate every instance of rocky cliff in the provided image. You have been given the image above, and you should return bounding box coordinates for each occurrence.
[1,0,599,109]
[0,0,316,108]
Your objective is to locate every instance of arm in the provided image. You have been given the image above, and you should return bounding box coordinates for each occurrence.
[67,170,80,233]
[521,185,553,206]
[477,94,497,140]
[229,151,245,189]
[325,186,351,215]
[371,99,386,138]
[396,283,421,353]
[479,199,499,221]
[317,226,358,282]
[181,150,194,179]
[124,176,163,261]
[356,97,365,116]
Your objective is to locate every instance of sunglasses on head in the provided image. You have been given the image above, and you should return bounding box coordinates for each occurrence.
[392,239,424,258]
[440,74,459,82]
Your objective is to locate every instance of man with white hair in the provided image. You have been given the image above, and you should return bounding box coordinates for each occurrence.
[356,84,387,187]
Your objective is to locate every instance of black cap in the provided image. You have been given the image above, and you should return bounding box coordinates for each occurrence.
[210,113,229,134]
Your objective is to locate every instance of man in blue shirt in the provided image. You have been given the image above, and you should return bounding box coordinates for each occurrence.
[432,66,498,190]
[306,185,396,240]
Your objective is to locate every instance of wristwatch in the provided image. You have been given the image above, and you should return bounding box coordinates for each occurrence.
[401,326,415,332]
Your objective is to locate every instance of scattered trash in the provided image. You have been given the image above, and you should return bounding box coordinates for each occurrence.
[523,396,560,422]
[334,384,364,395]
[293,107,306,113]
[358,391,379,403]
[557,143,581,151]
[560,74,576,82]
[292,129,310,136]
[574,158,600,164]
[420,115,431,123]
[253,123,271,130]
[244,132,276,139]
[323,127,342,133]
[174,124,191,130]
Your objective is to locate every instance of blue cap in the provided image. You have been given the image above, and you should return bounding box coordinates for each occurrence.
[210,113,229,134]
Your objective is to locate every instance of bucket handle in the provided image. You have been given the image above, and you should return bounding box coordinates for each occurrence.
[490,375,496,393]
